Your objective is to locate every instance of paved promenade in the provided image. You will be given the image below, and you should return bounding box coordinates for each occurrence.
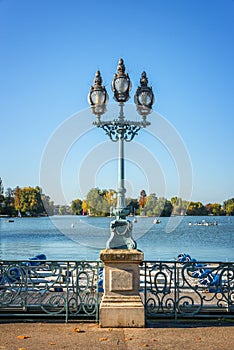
[0,320,233,350]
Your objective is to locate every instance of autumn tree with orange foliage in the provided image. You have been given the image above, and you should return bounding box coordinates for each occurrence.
[139,189,147,208]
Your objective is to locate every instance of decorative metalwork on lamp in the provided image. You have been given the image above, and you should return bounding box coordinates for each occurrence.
[88,59,154,249]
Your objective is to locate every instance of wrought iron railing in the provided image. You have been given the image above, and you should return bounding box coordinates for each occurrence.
[140,260,234,320]
[1,259,233,322]
[0,260,102,322]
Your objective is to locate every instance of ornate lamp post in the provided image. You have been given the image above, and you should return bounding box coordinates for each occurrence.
[88,58,154,250]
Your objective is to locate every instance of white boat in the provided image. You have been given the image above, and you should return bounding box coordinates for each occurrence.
[153,218,161,224]
[189,220,218,227]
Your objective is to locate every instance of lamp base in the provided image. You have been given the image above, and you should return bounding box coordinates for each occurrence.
[106,219,136,249]
[99,249,144,328]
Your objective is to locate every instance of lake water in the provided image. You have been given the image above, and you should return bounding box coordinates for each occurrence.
[0,215,233,261]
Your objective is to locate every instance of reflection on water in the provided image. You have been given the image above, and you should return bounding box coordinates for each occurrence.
[0,216,233,261]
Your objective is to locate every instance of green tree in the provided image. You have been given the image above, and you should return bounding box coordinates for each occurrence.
[171,197,189,216]
[14,186,44,216]
[226,203,234,215]
[205,203,224,216]
[144,193,158,216]
[104,189,116,207]
[160,198,173,217]
[126,198,139,215]
[0,177,5,213]
[223,198,234,215]
[86,187,114,216]
[14,186,21,211]
[4,187,16,216]
[0,177,3,196]
[58,205,68,215]
[86,188,103,215]
[41,193,54,216]
[186,201,207,216]
[149,197,173,217]
[71,199,83,215]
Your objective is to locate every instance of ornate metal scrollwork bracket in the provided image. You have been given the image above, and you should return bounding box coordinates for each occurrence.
[93,119,149,142]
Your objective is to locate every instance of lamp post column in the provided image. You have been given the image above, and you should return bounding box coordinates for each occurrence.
[116,103,127,219]
[107,119,135,249]
[117,127,126,216]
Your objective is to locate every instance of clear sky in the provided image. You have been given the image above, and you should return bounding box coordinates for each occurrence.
[0,0,233,205]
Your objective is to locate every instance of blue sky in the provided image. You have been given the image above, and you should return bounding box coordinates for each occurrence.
[0,0,233,205]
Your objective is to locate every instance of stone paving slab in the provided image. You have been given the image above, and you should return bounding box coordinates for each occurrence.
[0,321,233,350]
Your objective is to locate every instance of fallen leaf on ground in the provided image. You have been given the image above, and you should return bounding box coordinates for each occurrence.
[73,327,85,333]
[99,337,108,341]
[17,336,30,340]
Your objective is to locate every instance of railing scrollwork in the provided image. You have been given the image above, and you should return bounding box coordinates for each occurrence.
[1,258,233,321]
[141,258,234,320]
[0,260,101,321]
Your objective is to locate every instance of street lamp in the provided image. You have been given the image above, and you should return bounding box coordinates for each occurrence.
[88,58,154,249]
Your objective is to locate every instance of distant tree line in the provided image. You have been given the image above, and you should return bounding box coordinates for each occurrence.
[1,178,234,217]
[75,187,234,217]
[0,178,54,217]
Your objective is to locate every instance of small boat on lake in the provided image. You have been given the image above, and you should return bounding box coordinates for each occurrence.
[153,218,161,224]
[188,219,218,227]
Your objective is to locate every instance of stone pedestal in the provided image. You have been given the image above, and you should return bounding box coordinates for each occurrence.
[99,249,144,328]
